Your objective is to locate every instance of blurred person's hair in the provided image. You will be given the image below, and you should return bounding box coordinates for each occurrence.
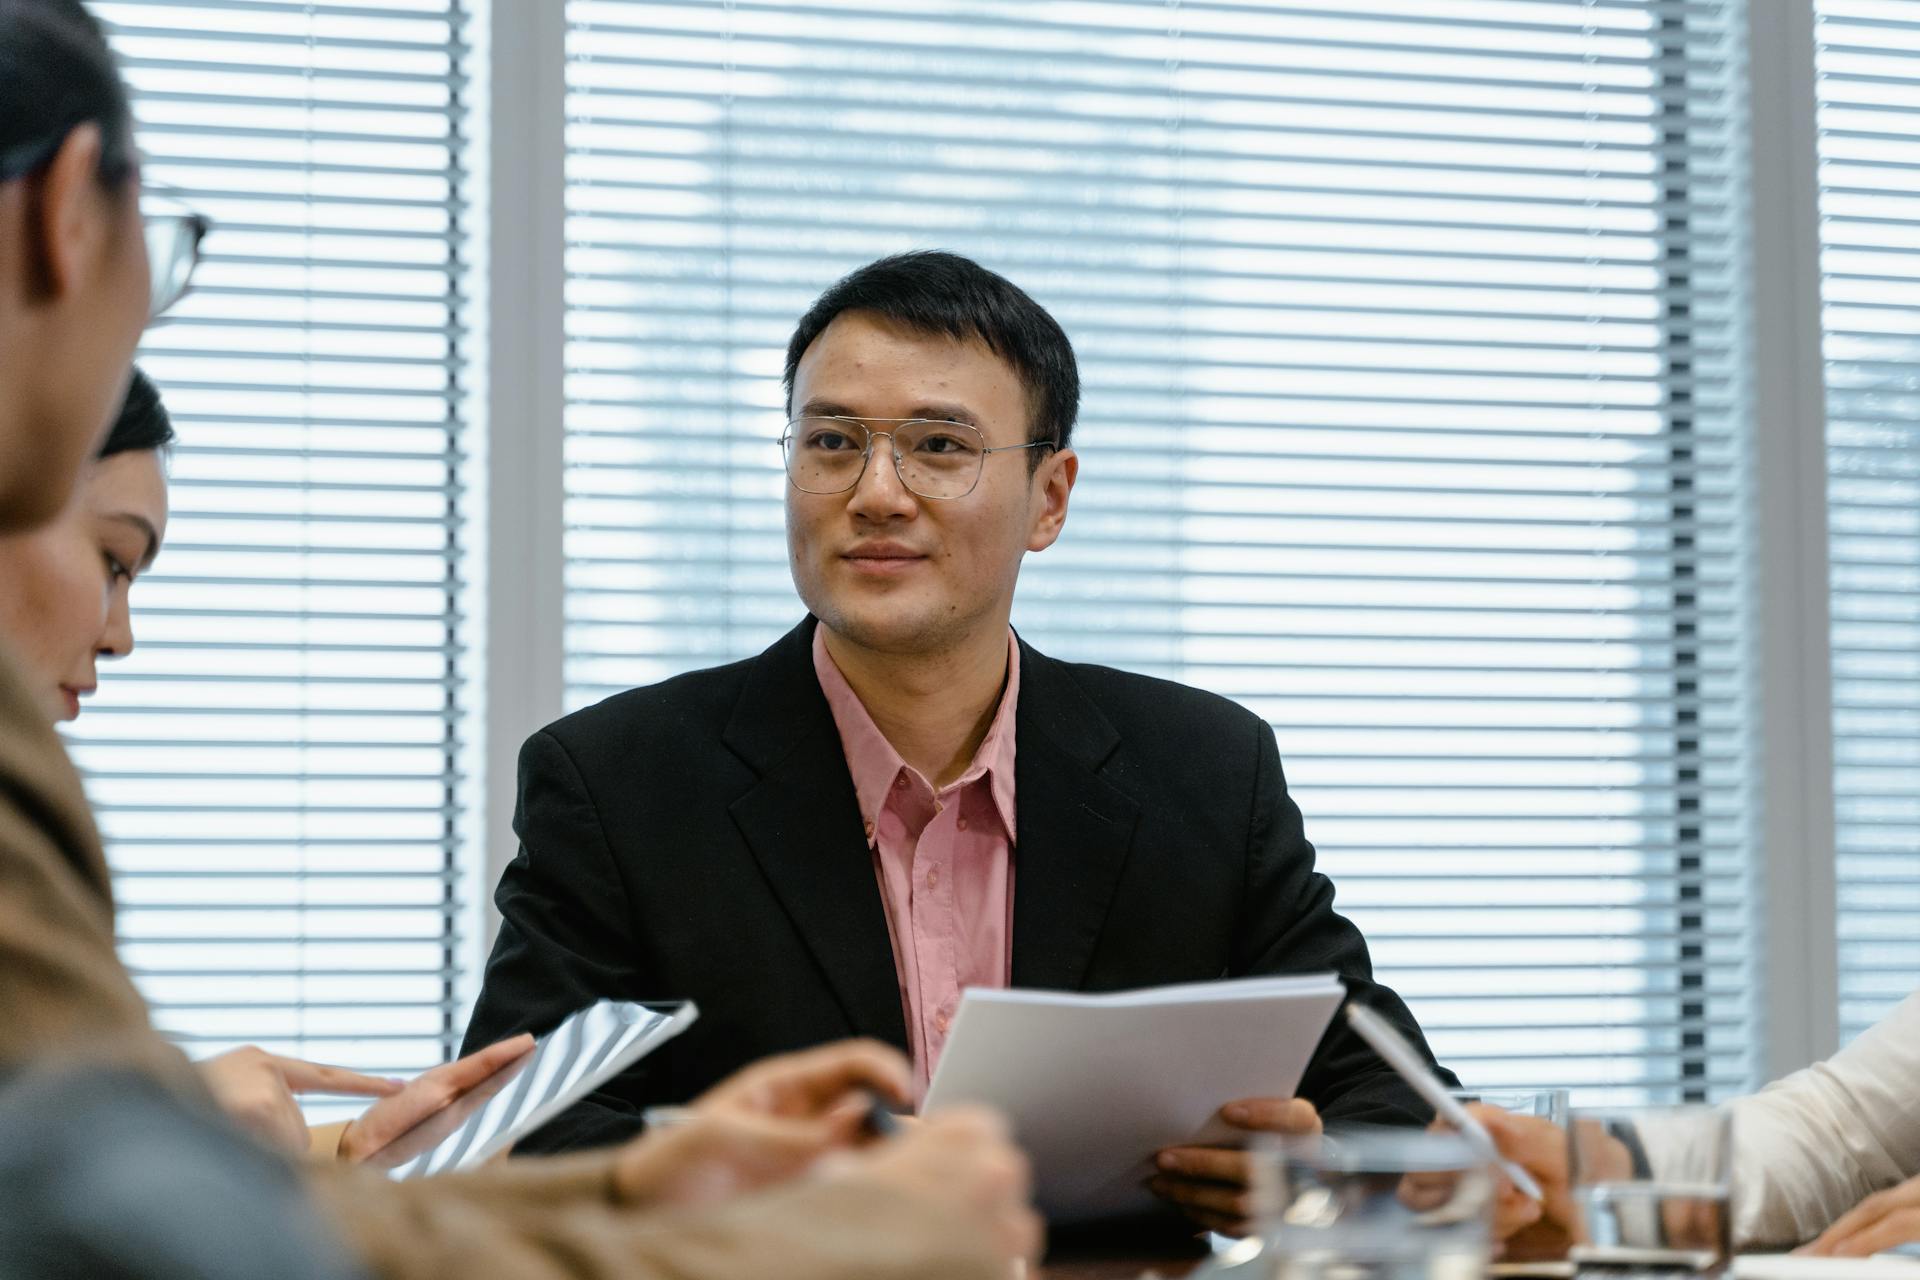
[0,0,137,187]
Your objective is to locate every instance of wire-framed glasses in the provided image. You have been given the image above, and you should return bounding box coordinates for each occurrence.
[1,134,208,322]
[139,183,210,322]
[781,416,1053,501]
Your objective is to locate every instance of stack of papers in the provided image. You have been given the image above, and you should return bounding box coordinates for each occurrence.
[1735,1258,1920,1279]
[923,973,1346,1221]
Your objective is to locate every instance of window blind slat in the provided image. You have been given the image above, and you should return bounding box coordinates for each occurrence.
[1822,0,1920,1046]
[81,0,476,1106]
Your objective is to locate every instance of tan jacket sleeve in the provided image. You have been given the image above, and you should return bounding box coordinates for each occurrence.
[0,646,1006,1280]
[0,645,203,1092]
[308,1159,1008,1280]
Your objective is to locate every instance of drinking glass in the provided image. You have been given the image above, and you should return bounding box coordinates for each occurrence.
[1566,1104,1731,1276]
[1453,1088,1570,1127]
[1237,1128,1495,1280]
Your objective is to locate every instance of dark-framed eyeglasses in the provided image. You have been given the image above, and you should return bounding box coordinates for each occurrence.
[780,416,1055,502]
[139,183,210,322]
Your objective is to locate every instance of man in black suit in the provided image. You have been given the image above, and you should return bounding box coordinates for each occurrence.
[465,250,1458,1235]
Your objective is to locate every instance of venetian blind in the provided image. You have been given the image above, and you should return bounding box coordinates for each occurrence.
[78,0,475,1113]
[1818,0,1920,1046]
[562,0,1754,1102]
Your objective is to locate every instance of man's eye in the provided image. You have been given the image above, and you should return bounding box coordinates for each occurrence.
[916,432,973,455]
[103,553,131,583]
[807,431,857,452]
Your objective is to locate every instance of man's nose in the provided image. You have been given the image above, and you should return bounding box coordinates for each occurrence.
[846,432,918,516]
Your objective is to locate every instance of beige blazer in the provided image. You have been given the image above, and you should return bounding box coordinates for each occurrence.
[0,644,1002,1280]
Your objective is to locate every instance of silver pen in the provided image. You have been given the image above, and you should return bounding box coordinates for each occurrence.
[1344,1001,1546,1202]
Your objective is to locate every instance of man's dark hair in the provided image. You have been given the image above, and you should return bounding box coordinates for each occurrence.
[0,0,136,187]
[100,367,175,460]
[783,251,1080,458]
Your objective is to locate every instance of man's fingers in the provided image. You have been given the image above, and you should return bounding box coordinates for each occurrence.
[278,1058,403,1097]
[1220,1096,1320,1134]
[1398,1169,1458,1212]
[1149,1174,1255,1222]
[1154,1145,1247,1185]
[1492,1191,1546,1238]
[1181,1205,1254,1238]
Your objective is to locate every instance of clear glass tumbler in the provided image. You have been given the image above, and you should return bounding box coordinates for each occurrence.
[1566,1104,1732,1276]
[1244,1127,1495,1280]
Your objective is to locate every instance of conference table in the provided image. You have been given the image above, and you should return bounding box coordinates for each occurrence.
[1042,1261,1198,1279]
[1039,1244,1207,1278]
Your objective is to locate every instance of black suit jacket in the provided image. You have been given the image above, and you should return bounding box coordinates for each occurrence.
[465,617,1457,1154]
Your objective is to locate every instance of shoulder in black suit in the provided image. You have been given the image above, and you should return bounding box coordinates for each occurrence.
[463,616,1457,1154]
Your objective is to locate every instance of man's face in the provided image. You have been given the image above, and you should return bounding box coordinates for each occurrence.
[785,309,1075,659]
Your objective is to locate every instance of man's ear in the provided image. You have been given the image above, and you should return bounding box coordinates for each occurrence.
[1026,446,1077,553]
[26,124,110,301]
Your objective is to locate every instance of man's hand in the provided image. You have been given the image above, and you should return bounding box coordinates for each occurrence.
[611,1038,913,1207]
[335,1034,536,1162]
[1150,1096,1322,1235]
[824,1107,1045,1270]
[1438,1105,1581,1261]
[1802,1173,1920,1258]
[1445,1107,1643,1262]
[197,1046,402,1154]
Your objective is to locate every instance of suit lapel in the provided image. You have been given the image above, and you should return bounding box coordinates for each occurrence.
[1010,641,1141,992]
[723,620,909,1053]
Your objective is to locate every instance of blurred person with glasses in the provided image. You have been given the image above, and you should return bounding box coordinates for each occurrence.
[0,366,550,1165]
[0,5,1037,1279]
[467,249,1456,1240]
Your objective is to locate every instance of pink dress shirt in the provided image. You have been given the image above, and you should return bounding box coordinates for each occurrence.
[812,626,1019,1101]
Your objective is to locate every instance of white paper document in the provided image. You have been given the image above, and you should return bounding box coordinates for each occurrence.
[922,973,1346,1222]
[372,999,699,1180]
[1735,1257,1920,1280]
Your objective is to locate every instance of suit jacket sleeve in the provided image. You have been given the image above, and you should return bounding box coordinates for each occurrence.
[462,727,650,1151]
[1233,713,1460,1126]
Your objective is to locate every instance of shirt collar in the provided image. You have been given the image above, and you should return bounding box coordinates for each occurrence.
[811,625,1020,845]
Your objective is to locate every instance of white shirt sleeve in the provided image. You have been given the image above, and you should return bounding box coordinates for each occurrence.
[1725,991,1920,1250]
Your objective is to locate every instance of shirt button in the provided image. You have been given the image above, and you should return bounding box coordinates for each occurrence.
[894,776,908,790]
[956,817,969,832]
[926,866,939,889]
[935,1012,950,1034]
[863,819,874,839]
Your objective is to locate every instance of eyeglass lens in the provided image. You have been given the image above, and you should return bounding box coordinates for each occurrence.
[783,418,986,499]
[142,213,203,320]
